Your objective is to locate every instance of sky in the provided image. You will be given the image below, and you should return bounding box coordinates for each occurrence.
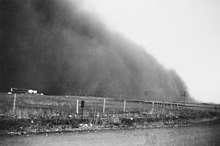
[80,0,220,103]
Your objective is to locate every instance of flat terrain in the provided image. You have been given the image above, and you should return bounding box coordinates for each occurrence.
[1,123,220,146]
[0,92,220,136]
[0,93,219,115]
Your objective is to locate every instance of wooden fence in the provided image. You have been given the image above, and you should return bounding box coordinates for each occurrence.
[0,93,219,118]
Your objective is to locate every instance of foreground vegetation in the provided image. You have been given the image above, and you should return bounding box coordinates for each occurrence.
[1,108,219,136]
[0,93,219,136]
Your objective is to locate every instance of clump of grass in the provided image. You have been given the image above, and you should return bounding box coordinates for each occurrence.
[0,108,219,135]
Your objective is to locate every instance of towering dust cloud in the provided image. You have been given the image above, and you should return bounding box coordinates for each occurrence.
[0,0,191,101]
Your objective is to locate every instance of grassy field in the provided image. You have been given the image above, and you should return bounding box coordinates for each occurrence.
[0,92,219,117]
[0,92,220,135]
[0,93,155,117]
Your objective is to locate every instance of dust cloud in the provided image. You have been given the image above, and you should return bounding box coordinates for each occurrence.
[0,0,191,101]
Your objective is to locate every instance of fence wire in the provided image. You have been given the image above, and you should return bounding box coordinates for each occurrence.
[0,93,219,118]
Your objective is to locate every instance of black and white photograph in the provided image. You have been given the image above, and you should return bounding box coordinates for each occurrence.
[0,0,220,145]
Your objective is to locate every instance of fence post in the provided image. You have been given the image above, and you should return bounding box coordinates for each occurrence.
[139,102,142,112]
[152,101,154,112]
[123,100,126,112]
[13,94,17,114]
[103,99,106,113]
[76,99,79,114]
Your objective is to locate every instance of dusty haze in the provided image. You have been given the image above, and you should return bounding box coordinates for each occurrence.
[0,0,191,101]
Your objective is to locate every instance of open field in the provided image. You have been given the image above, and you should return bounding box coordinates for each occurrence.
[0,92,219,117]
[0,92,220,135]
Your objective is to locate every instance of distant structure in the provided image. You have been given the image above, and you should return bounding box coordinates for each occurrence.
[9,88,38,94]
